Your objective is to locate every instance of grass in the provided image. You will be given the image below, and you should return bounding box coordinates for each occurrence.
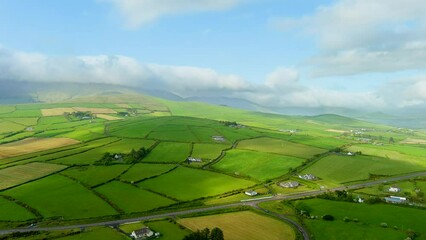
[3,175,117,219]
[0,137,80,159]
[178,211,296,240]
[145,220,191,240]
[0,162,67,190]
[119,222,146,234]
[0,196,36,221]
[56,227,128,240]
[302,154,426,184]
[120,163,176,182]
[213,149,304,181]
[62,165,130,187]
[0,121,26,134]
[192,143,229,160]
[144,142,191,163]
[237,137,326,159]
[297,198,426,240]
[95,181,176,213]
[138,167,255,201]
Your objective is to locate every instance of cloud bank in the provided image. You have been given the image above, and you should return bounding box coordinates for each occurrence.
[104,0,245,28]
[1,46,425,111]
[273,0,426,76]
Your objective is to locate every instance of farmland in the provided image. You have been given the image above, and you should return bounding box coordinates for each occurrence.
[178,211,296,240]
[0,94,425,239]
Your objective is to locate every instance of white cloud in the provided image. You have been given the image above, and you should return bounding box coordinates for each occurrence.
[273,0,426,76]
[104,0,245,28]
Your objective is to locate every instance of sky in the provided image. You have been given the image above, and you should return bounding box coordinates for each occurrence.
[0,0,426,112]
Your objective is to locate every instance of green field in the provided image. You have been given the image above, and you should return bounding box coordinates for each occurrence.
[62,165,130,187]
[0,162,67,190]
[145,220,191,240]
[3,175,117,219]
[138,167,255,201]
[301,154,425,184]
[213,149,304,181]
[178,211,296,240]
[0,196,36,221]
[192,143,229,160]
[95,181,176,213]
[297,199,426,240]
[237,137,326,159]
[120,163,176,182]
[56,227,128,240]
[143,142,190,163]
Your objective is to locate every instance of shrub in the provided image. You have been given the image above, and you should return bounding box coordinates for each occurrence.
[380,222,388,228]
[322,215,334,221]
[343,216,350,222]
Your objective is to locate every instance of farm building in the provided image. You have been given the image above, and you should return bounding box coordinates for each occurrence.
[279,181,300,188]
[388,186,401,193]
[245,190,258,196]
[130,227,159,239]
[384,196,407,204]
[212,136,225,142]
[187,157,202,163]
[299,174,317,181]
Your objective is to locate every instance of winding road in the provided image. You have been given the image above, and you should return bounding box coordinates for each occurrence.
[1,171,425,239]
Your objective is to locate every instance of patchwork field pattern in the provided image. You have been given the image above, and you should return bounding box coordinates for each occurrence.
[0,162,67,190]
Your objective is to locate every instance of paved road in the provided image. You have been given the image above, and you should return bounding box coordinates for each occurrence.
[1,171,425,238]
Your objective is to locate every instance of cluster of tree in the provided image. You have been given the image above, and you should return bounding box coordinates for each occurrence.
[63,111,94,120]
[318,190,354,202]
[182,227,224,240]
[94,147,150,165]
[219,121,239,127]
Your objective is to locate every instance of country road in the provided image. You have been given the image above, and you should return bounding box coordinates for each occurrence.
[1,171,425,239]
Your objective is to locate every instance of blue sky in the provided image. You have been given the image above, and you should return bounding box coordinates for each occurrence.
[1,0,425,111]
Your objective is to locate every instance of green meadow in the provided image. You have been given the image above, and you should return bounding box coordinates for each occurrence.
[213,149,304,181]
[192,143,230,160]
[95,181,175,213]
[120,163,176,182]
[62,165,130,187]
[138,167,255,201]
[0,196,36,221]
[143,142,191,163]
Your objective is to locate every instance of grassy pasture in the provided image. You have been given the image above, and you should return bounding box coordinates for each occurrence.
[0,105,15,114]
[62,165,130,187]
[143,142,190,163]
[120,163,176,182]
[287,135,350,149]
[56,226,128,240]
[96,114,123,121]
[37,116,69,125]
[3,175,117,219]
[192,143,230,160]
[0,131,34,144]
[190,126,223,143]
[213,149,304,181]
[96,181,176,213]
[148,130,199,142]
[301,154,424,184]
[237,137,326,159]
[41,107,116,116]
[0,196,36,221]
[0,121,26,134]
[0,109,42,118]
[298,199,426,240]
[0,137,80,159]
[7,117,39,126]
[41,108,75,116]
[347,145,426,167]
[145,220,191,240]
[119,221,146,234]
[178,211,296,240]
[109,117,170,138]
[139,167,255,201]
[0,162,67,190]
[52,138,155,165]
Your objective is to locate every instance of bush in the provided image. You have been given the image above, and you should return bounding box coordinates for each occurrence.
[380,222,388,228]
[322,215,334,221]
[343,216,350,222]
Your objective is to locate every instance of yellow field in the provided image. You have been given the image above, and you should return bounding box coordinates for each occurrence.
[178,211,296,240]
[96,114,123,121]
[72,107,116,114]
[0,162,67,190]
[41,108,75,116]
[326,129,348,134]
[116,103,130,108]
[400,138,426,144]
[0,137,80,159]
[42,107,116,116]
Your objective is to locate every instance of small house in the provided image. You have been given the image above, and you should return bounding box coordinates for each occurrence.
[279,181,300,188]
[130,227,159,239]
[212,136,225,142]
[245,190,258,196]
[384,196,407,204]
[187,157,202,163]
[388,186,400,193]
[299,174,317,181]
